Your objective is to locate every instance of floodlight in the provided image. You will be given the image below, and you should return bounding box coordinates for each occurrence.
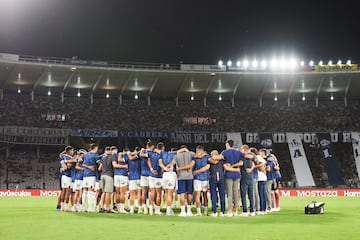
[252,60,258,68]
[271,59,278,69]
[289,59,297,69]
[261,60,267,68]
[243,60,249,68]
[280,59,286,69]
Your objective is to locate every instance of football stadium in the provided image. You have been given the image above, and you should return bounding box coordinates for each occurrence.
[1,52,360,240]
[1,1,360,240]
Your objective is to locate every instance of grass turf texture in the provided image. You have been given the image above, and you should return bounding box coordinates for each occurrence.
[0,197,359,240]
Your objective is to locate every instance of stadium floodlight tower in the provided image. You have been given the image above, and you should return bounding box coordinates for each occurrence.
[227,60,232,67]
[218,60,223,66]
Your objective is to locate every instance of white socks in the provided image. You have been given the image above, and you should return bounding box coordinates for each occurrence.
[180,206,186,214]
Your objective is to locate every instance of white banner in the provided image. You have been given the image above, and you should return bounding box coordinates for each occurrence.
[0,53,19,62]
[286,133,315,187]
[180,64,205,71]
[203,65,226,72]
[226,132,243,148]
[0,126,69,137]
[351,132,360,179]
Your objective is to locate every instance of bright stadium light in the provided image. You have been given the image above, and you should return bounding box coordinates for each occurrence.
[319,60,323,66]
[337,60,342,65]
[280,59,286,69]
[261,60,267,68]
[289,59,297,69]
[300,61,305,67]
[77,90,81,97]
[227,60,232,67]
[309,60,314,66]
[328,60,333,65]
[252,60,258,68]
[218,95,222,101]
[48,89,51,96]
[302,94,306,101]
[243,60,249,68]
[218,60,223,66]
[106,91,110,99]
[274,95,278,101]
[17,88,21,94]
[190,94,194,101]
[135,93,138,100]
[236,61,241,67]
[347,60,352,65]
[330,93,334,101]
[271,59,278,69]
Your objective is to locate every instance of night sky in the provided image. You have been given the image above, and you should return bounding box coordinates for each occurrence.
[0,0,359,64]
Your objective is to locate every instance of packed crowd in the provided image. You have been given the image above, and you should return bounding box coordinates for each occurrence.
[0,151,59,189]
[57,141,282,216]
[0,94,359,132]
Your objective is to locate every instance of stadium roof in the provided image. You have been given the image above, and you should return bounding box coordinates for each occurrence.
[1,53,360,105]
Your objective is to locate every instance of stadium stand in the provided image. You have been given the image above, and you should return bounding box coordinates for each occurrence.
[0,94,358,132]
[0,93,360,189]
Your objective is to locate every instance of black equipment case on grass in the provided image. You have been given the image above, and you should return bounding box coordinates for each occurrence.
[305,201,325,214]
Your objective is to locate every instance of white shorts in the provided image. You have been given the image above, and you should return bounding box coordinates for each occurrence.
[129,180,141,191]
[162,172,177,190]
[73,180,83,191]
[61,175,72,189]
[149,177,162,189]
[140,176,149,187]
[114,175,129,188]
[83,176,96,189]
[194,180,209,192]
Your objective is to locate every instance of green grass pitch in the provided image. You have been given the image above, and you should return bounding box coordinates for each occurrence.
[0,197,359,240]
